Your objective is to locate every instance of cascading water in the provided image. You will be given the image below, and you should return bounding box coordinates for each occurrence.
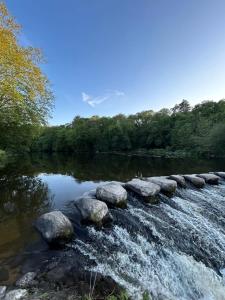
[69,182,225,300]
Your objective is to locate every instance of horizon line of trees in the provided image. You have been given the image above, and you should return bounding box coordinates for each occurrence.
[32,99,225,157]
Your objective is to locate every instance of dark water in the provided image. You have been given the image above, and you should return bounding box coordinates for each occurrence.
[1,153,225,291]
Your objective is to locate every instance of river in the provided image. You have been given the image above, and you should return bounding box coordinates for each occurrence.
[1,153,225,299]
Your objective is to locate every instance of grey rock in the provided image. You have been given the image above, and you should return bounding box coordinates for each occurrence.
[4,289,28,300]
[125,179,160,202]
[96,182,127,207]
[35,211,74,244]
[74,196,109,224]
[16,272,37,288]
[197,173,220,185]
[168,175,186,188]
[0,286,6,299]
[146,177,177,195]
[183,175,205,188]
[214,172,225,179]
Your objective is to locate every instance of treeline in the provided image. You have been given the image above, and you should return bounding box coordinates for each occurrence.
[32,100,225,157]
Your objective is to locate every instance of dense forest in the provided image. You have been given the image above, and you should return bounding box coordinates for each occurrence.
[0,3,225,159]
[32,99,225,157]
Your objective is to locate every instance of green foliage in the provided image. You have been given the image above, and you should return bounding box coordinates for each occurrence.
[32,100,225,158]
[0,149,7,167]
[0,2,53,153]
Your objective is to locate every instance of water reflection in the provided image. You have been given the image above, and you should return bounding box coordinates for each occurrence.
[0,174,52,283]
[30,153,225,181]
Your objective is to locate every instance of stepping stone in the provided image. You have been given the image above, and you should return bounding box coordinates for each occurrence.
[96,182,127,207]
[74,196,109,224]
[35,211,74,244]
[183,175,205,188]
[125,178,160,203]
[168,175,186,188]
[214,172,225,179]
[146,177,177,195]
[197,173,219,185]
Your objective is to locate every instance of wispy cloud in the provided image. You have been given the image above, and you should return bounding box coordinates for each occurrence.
[82,90,125,107]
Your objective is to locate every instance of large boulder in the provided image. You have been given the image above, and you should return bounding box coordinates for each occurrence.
[197,173,219,185]
[146,177,177,195]
[125,179,160,203]
[168,175,186,188]
[35,211,74,244]
[74,196,109,224]
[214,172,225,179]
[96,182,127,207]
[183,175,205,188]
[4,289,28,300]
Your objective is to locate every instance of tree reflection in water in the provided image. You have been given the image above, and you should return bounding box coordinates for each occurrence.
[0,174,52,283]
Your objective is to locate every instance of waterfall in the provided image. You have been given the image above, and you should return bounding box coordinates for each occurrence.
[70,182,225,300]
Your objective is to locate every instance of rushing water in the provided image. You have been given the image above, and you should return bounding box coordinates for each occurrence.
[1,153,225,299]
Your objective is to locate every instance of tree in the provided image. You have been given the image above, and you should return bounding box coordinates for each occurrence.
[171,100,191,114]
[0,3,53,151]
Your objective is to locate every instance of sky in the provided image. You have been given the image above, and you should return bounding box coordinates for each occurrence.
[5,0,225,125]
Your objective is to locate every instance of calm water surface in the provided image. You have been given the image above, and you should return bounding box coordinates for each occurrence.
[0,153,225,284]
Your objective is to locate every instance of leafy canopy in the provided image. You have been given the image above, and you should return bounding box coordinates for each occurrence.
[0,2,53,127]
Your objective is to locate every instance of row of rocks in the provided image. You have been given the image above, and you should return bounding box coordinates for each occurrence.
[35,172,225,245]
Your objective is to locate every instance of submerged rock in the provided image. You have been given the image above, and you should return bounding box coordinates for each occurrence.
[197,173,219,185]
[16,272,37,288]
[4,289,28,300]
[168,175,186,188]
[125,179,160,203]
[35,211,74,244]
[0,286,6,299]
[183,175,205,188]
[74,196,109,224]
[146,177,177,195]
[214,172,225,179]
[96,182,127,207]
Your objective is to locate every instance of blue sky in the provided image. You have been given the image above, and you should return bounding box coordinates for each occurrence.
[6,0,225,125]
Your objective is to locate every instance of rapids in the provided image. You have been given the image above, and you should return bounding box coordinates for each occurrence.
[70,182,225,299]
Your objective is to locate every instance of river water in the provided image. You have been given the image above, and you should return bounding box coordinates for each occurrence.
[1,153,225,299]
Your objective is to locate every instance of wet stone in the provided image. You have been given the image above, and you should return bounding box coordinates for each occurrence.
[125,179,160,203]
[74,196,109,224]
[146,177,177,195]
[96,182,127,207]
[214,172,225,179]
[197,173,220,185]
[183,175,205,188]
[168,175,186,188]
[35,211,74,244]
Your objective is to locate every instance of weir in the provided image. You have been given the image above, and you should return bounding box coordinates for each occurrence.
[36,172,225,299]
[68,173,225,300]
